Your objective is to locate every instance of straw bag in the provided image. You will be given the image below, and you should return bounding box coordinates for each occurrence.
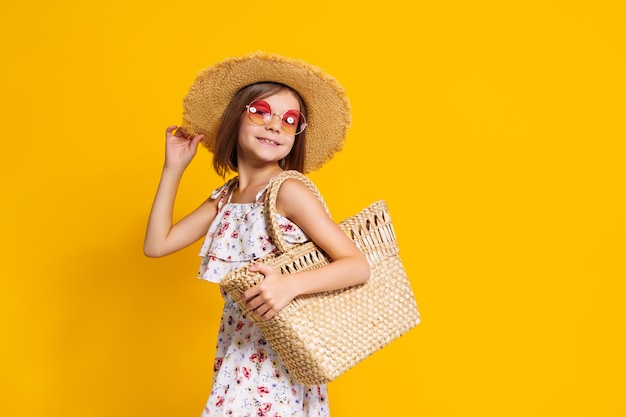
[220,170,420,386]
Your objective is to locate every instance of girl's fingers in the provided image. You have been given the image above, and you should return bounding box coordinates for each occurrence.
[166,125,198,140]
[248,263,274,276]
[261,308,275,320]
[165,125,178,137]
[244,293,260,309]
[191,133,205,146]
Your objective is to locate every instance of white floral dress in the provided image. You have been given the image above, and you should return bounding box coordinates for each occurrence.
[198,178,329,417]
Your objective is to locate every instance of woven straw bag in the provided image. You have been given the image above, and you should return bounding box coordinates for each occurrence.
[220,170,420,385]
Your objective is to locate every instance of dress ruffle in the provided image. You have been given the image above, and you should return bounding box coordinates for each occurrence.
[197,178,309,283]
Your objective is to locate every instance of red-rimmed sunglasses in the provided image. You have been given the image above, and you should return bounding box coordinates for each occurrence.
[245,100,307,135]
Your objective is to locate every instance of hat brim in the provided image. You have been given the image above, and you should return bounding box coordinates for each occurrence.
[182,52,351,173]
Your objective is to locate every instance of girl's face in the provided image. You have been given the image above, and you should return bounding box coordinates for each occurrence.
[236,89,301,169]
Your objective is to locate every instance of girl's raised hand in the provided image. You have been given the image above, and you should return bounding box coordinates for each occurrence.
[164,125,205,171]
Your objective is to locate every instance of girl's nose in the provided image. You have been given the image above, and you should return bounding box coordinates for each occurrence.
[265,113,282,132]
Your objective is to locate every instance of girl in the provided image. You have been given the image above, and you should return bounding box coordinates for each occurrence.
[144,52,369,417]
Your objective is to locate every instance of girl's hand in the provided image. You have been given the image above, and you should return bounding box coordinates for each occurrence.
[242,263,298,321]
[164,126,204,171]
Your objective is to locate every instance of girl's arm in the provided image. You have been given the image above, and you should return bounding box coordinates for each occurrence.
[143,126,217,258]
[244,178,370,319]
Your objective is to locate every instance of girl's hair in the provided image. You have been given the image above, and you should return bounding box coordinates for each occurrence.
[212,82,308,177]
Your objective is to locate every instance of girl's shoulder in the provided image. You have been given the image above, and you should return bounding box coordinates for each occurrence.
[210,177,239,200]
[270,170,316,196]
[273,172,323,206]
[274,173,330,221]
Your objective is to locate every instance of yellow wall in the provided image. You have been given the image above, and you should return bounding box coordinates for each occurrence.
[2,1,624,416]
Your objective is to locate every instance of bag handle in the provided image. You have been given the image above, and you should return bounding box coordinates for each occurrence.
[264,170,331,255]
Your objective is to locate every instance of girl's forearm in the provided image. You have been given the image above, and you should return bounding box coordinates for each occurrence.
[143,166,185,257]
[289,255,370,296]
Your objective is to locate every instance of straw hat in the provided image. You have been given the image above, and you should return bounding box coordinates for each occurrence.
[181,51,351,173]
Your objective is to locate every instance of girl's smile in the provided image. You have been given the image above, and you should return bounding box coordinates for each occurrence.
[256,137,280,147]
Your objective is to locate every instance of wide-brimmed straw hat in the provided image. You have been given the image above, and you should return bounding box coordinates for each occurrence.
[181,51,351,173]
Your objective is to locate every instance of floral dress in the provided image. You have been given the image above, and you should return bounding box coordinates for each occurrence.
[198,178,329,417]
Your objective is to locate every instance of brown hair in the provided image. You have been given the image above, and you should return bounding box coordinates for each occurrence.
[212,82,308,177]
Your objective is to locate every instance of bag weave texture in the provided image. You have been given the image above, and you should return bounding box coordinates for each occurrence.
[220,171,420,385]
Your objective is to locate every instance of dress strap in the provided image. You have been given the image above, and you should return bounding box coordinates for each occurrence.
[212,176,272,208]
[254,182,271,204]
[211,177,239,212]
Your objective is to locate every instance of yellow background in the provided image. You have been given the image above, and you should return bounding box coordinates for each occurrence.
[1,0,624,416]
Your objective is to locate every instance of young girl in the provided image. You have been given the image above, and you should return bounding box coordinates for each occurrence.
[144,52,369,417]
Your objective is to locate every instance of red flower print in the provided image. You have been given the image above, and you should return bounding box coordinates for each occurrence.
[231,230,239,238]
[250,349,267,364]
[216,222,230,237]
[235,321,244,331]
[214,357,223,372]
[279,222,295,233]
[242,366,251,379]
[257,386,270,397]
[317,386,326,401]
[216,396,224,407]
[256,403,272,417]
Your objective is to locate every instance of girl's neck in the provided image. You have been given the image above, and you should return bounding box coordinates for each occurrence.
[232,165,284,203]
[237,165,283,188]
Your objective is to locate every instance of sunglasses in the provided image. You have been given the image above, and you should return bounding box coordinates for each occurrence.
[245,100,307,135]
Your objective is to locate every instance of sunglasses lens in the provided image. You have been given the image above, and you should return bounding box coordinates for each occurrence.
[247,100,270,125]
[281,110,303,135]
